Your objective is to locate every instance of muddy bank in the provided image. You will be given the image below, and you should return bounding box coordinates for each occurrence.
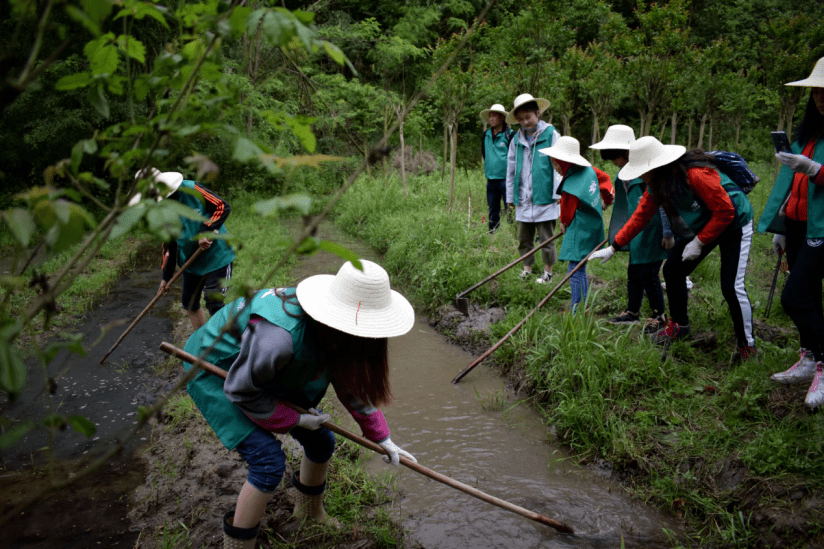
[428,295,824,548]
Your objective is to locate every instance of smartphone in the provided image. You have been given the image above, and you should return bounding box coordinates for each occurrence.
[771,131,792,153]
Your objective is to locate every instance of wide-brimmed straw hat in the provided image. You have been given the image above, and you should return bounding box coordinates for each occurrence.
[479,104,508,123]
[618,136,686,181]
[505,93,550,125]
[132,168,184,203]
[296,260,414,338]
[538,136,591,167]
[786,57,824,87]
[589,125,636,150]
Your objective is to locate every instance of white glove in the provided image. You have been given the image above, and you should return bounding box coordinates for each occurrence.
[296,408,330,431]
[589,245,615,264]
[772,234,786,256]
[378,437,417,466]
[776,152,822,177]
[682,237,704,261]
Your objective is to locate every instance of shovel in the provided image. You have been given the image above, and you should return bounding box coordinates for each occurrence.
[452,239,607,384]
[454,233,562,316]
[99,246,204,364]
[158,342,575,534]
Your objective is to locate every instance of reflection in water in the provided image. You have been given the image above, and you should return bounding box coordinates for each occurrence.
[289,221,682,548]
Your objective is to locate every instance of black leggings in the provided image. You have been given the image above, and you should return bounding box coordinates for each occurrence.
[626,261,665,316]
[782,219,824,361]
[663,221,754,348]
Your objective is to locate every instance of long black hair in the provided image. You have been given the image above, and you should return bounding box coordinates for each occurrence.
[794,91,824,147]
[646,149,716,219]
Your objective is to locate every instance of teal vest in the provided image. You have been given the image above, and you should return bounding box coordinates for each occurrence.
[513,127,556,206]
[676,168,754,234]
[183,288,328,449]
[557,166,605,262]
[483,129,511,180]
[174,180,235,276]
[623,178,668,264]
[757,138,824,238]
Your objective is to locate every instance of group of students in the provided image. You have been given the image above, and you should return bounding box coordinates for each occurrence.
[481,57,824,413]
[127,57,824,549]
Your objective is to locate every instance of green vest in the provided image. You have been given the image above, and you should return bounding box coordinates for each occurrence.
[174,180,235,276]
[483,128,511,180]
[757,137,824,238]
[513,127,556,206]
[676,168,754,235]
[622,178,668,264]
[557,166,605,262]
[183,289,328,449]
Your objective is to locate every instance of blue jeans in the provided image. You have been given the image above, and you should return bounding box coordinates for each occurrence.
[235,425,336,493]
[486,179,506,232]
[568,261,588,312]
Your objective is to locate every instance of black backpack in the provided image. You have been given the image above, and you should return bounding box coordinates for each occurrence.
[706,150,760,194]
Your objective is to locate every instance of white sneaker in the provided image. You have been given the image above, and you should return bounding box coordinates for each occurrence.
[535,271,553,284]
[771,349,817,384]
[686,276,694,290]
[805,363,824,409]
[519,269,532,280]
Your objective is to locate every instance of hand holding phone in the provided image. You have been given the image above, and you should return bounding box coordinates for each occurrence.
[771,131,792,153]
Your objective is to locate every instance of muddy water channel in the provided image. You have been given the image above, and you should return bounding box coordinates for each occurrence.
[291,221,682,549]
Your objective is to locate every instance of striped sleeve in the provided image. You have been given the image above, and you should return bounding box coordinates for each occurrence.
[193,182,231,232]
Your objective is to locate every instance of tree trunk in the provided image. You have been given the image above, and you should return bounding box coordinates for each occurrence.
[734,117,741,151]
[657,113,667,141]
[697,113,708,149]
[399,116,407,195]
[708,117,714,151]
[442,125,448,181]
[687,117,693,149]
[670,112,678,145]
[448,121,457,211]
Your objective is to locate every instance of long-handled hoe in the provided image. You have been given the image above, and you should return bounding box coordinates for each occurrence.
[158,342,575,534]
[454,233,563,316]
[764,251,784,318]
[99,247,204,364]
[452,239,608,384]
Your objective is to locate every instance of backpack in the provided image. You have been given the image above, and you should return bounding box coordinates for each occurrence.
[706,150,760,194]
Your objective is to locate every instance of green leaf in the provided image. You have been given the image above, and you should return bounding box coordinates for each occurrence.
[115,2,169,29]
[232,136,265,162]
[0,341,26,397]
[116,35,146,63]
[159,199,208,223]
[83,0,114,26]
[0,421,34,449]
[87,85,110,118]
[55,72,92,90]
[90,43,119,76]
[252,194,312,217]
[229,6,251,35]
[296,236,320,255]
[317,241,362,270]
[110,203,145,240]
[42,413,66,429]
[67,415,97,437]
[1,208,36,247]
[322,41,346,66]
[66,5,102,36]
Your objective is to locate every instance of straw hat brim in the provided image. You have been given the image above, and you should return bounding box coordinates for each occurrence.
[786,77,824,87]
[589,137,631,150]
[296,274,415,338]
[538,146,591,167]
[618,145,686,181]
[479,108,508,123]
[506,98,550,125]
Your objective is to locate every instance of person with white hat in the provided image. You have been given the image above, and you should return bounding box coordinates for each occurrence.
[480,104,516,233]
[134,168,235,330]
[591,125,672,330]
[537,136,604,310]
[505,93,562,284]
[589,137,757,361]
[180,260,416,548]
[758,56,824,408]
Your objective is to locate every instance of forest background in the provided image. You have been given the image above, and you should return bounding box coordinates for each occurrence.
[2,0,824,547]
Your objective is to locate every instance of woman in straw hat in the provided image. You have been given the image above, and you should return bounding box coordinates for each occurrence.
[589,137,757,361]
[591,125,673,330]
[480,104,516,233]
[180,260,416,548]
[538,136,605,311]
[758,57,824,408]
[505,93,562,284]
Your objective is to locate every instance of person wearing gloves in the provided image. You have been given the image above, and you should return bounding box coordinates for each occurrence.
[758,57,824,409]
[480,104,516,233]
[589,137,757,361]
[538,136,605,311]
[181,260,416,548]
[591,125,673,331]
[505,93,563,284]
[133,168,235,330]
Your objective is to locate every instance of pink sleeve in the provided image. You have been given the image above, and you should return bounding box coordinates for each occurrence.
[243,404,300,434]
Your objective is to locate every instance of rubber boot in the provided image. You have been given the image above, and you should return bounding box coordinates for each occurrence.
[223,511,259,549]
[292,456,338,526]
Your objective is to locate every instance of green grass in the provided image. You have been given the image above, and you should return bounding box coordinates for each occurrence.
[332,163,823,547]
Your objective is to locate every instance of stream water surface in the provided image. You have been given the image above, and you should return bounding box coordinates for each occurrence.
[290,220,683,549]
